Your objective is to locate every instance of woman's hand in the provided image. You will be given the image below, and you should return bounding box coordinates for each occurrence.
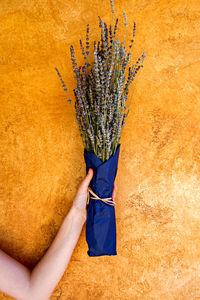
[0,168,119,300]
[72,168,117,221]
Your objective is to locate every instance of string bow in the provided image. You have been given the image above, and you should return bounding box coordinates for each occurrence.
[87,187,116,206]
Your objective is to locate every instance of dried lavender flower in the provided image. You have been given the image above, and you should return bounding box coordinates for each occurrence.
[55,0,146,162]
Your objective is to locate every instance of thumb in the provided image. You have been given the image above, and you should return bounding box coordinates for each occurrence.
[82,168,94,189]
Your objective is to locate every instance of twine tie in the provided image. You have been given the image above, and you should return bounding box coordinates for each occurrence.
[87,187,116,206]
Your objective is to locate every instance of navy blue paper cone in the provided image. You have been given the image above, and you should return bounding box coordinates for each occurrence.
[84,144,120,257]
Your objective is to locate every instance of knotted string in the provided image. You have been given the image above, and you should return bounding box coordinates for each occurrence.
[87,187,116,206]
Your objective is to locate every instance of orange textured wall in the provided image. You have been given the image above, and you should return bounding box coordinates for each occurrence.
[0,0,200,299]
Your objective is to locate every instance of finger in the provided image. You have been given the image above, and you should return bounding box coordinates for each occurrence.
[112,189,116,200]
[112,181,117,200]
[82,168,94,188]
[114,181,117,190]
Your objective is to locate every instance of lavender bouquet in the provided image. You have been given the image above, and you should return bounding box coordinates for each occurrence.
[55,0,145,256]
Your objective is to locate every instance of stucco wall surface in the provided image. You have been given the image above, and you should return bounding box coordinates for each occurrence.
[0,0,200,299]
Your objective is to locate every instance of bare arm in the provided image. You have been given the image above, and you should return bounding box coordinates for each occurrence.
[0,205,85,300]
[0,170,117,300]
[29,205,87,300]
[0,249,31,300]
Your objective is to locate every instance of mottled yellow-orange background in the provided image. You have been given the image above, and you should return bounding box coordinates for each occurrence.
[0,0,200,299]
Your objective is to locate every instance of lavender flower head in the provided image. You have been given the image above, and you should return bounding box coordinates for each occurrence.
[55,0,146,162]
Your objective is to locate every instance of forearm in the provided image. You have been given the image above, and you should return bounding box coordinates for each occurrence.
[0,170,93,300]
[29,205,86,300]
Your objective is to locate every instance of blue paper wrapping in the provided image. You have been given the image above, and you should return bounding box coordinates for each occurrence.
[84,144,121,257]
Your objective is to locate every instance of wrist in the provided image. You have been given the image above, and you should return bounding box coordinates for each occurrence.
[70,204,87,224]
